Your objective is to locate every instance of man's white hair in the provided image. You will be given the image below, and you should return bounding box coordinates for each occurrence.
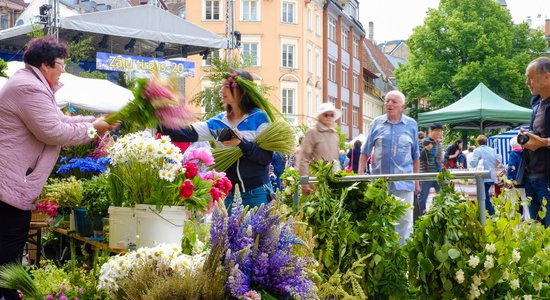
[385,90,406,104]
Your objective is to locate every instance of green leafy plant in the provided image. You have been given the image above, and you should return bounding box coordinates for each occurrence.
[302,161,409,298]
[82,174,111,218]
[407,169,485,299]
[41,177,84,213]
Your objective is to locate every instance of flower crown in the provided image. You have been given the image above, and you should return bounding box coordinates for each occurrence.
[222,71,280,122]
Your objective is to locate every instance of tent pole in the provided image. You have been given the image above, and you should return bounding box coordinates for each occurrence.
[480,120,484,135]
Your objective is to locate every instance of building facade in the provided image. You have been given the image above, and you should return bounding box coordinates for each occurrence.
[181,0,325,128]
[0,0,27,30]
[323,0,365,138]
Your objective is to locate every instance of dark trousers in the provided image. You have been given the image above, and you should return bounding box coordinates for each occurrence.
[414,180,441,221]
[0,201,31,300]
[484,182,495,215]
[525,177,550,227]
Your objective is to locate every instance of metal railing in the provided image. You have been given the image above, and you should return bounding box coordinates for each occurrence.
[298,170,492,225]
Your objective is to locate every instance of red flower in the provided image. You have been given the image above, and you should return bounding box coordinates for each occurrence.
[210,187,223,202]
[217,177,232,194]
[179,179,195,199]
[184,161,198,179]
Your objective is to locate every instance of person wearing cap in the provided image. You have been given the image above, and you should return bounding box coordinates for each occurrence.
[358,90,420,245]
[415,123,443,221]
[298,102,341,194]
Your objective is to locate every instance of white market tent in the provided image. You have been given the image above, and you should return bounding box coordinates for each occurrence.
[2,61,133,113]
[0,5,227,57]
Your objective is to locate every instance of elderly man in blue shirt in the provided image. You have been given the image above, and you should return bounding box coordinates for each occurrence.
[358,90,420,245]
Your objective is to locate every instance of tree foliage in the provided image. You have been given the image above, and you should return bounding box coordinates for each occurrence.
[189,53,272,120]
[395,0,547,118]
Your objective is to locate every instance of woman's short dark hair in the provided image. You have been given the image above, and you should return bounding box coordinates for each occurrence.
[354,140,362,149]
[225,69,257,115]
[23,37,68,69]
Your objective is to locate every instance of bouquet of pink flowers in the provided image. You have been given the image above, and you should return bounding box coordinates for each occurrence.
[147,148,232,212]
[105,77,195,129]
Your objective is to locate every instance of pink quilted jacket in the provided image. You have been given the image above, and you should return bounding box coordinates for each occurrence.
[0,65,95,210]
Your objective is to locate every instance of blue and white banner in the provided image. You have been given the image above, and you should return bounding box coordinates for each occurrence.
[96,52,195,78]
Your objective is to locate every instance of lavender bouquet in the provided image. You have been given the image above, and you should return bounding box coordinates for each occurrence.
[208,189,318,299]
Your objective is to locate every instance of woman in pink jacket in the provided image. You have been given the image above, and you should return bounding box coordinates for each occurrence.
[0,37,113,300]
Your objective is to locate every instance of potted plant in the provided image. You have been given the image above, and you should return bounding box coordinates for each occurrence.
[81,174,111,238]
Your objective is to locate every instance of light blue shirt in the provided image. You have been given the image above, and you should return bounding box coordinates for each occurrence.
[362,114,420,192]
[470,145,501,183]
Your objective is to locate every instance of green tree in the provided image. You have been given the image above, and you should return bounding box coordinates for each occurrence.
[189,53,272,120]
[395,0,547,119]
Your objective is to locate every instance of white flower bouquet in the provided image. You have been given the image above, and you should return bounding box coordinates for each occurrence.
[107,131,184,207]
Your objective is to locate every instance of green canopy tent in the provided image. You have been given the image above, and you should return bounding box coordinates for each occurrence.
[417,83,532,133]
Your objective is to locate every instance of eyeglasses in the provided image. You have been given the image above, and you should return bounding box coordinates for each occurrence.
[55,61,66,70]
[323,112,335,118]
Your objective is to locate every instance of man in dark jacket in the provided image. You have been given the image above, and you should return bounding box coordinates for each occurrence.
[520,57,550,227]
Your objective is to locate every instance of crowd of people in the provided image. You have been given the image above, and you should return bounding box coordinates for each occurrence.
[0,35,549,300]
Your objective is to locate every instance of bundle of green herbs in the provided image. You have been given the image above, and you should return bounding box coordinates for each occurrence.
[301,162,409,298]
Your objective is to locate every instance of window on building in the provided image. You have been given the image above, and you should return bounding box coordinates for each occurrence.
[241,0,258,21]
[282,88,295,115]
[352,106,359,128]
[0,13,7,30]
[328,96,337,106]
[341,66,348,88]
[178,6,186,18]
[328,58,336,82]
[282,1,295,23]
[353,37,359,58]
[353,73,359,93]
[204,0,221,20]
[342,28,348,50]
[203,49,220,66]
[341,102,348,125]
[347,2,358,19]
[307,8,312,31]
[328,16,336,41]
[307,46,312,73]
[242,42,259,66]
[315,14,320,35]
[282,43,296,68]
[315,49,320,77]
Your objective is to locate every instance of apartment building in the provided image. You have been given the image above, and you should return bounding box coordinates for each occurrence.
[0,0,27,30]
[323,0,365,138]
[181,0,324,127]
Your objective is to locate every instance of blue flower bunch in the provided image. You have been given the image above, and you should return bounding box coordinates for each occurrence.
[56,157,111,179]
[209,194,317,299]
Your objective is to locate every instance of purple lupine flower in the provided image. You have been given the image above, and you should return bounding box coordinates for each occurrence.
[227,264,250,297]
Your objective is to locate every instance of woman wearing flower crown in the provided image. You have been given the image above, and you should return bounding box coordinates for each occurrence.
[162,70,274,210]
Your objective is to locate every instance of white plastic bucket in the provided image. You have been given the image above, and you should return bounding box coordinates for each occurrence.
[108,206,136,249]
[135,204,188,248]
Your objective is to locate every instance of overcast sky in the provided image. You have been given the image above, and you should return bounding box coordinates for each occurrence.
[359,0,550,43]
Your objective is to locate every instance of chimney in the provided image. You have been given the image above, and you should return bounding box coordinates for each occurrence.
[368,21,374,41]
[546,19,550,37]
